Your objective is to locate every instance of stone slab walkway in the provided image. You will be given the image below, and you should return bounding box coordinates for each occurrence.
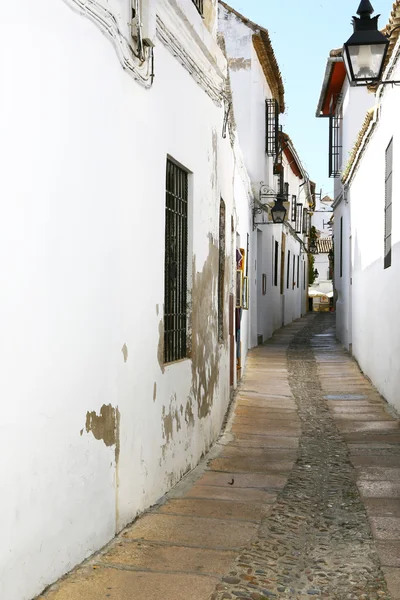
[38,315,400,600]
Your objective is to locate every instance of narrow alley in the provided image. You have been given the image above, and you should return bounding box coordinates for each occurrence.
[38,314,400,600]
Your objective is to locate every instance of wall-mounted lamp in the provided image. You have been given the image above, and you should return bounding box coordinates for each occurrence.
[270,195,287,224]
[343,0,400,86]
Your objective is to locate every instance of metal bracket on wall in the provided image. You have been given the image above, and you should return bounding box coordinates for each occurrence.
[253,183,278,229]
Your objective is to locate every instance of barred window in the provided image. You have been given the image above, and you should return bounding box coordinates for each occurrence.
[297,256,300,288]
[192,0,203,15]
[292,254,296,289]
[384,138,393,270]
[295,203,303,234]
[164,159,188,364]
[291,195,297,222]
[302,208,308,234]
[287,250,291,289]
[329,99,343,177]
[218,199,226,341]
[340,217,343,278]
[266,99,279,157]
[274,240,279,287]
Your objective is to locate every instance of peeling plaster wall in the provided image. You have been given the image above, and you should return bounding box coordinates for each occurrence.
[0,2,252,600]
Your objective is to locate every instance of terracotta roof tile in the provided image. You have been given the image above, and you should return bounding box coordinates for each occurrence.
[317,238,333,254]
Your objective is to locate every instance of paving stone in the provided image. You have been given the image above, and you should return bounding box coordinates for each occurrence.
[195,471,287,489]
[364,498,400,517]
[185,485,277,504]
[43,567,218,600]
[382,567,400,599]
[98,541,237,574]
[376,541,400,567]
[370,516,400,540]
[158,498,269,522]
[123,514,258,549]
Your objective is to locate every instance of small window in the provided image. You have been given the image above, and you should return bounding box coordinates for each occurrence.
[295,203,303,234]
[297,256,300,288]
[191,0,203,15]
[340,216,343,278]
[274,241,279,287]
[218,199,226,341]
[302,208,308,234]
[384,138,393,269]
[303,261,306,290]
[266,99,279,157]
[292,254,296,289]
[164,159,189,364]
[291,195,297,222]
[329,97,343,177]
[287,250,291,289]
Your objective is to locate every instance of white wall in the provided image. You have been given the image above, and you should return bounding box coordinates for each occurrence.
[219,5,308,344]
[347,55,400,412]
[0,2,253,599]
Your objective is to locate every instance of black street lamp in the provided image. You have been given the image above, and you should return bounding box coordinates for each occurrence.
[343,0,400,86]
[270,195,287,224]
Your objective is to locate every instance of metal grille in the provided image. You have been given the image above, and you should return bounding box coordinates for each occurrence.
[164,159,188,364]
[274,240,279,287]
[340,217,343,278]
[302,208,308,234]
[291,195,297,222]
[192,0,203,15]
[287,250,290,289]
[384,138,393,269]
[295,203,303,234]
[266,99,279,157]
[329,103,342,177]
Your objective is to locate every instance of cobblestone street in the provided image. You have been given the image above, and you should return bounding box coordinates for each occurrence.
[40,314,400,600]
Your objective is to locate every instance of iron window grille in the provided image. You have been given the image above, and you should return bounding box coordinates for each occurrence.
[287,250,291,289]
[292,254,296,288]
[266,99,279,157]
[274,240,279,287]
[302,208,308,234]
[192,0,203,15]
[329,97,343,177]
[291,195,297,221]
[164,159,188,364]
[340,217,343,278]
[384,138,393,269]
[218,199,226,341]
[295,203,303,234]
[297,256,300,288]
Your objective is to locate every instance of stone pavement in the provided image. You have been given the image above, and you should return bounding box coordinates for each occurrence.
[38,314,400,600]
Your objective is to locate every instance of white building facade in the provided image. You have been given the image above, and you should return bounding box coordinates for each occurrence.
[316,1,400,412]
[0,2,254,599]
[219,2,312,344]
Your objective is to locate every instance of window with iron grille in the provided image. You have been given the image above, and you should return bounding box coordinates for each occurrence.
[303,261,306,290]
[266,99,279,157]
[384,138,393,270]
[218,199,226,341]
[295,203,303,234]
[191,0,203,15]
[292,254,296,289]
[287,250,290,289]
[302,208,308,234]
[291,195,297,221]
[340,217,343,278]
[297,256,300,288]
[329,100,343,177]
[274,240,279,287]
[164,159,188,364]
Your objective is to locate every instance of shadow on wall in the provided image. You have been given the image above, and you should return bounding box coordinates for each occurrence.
[351,234,400,409]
